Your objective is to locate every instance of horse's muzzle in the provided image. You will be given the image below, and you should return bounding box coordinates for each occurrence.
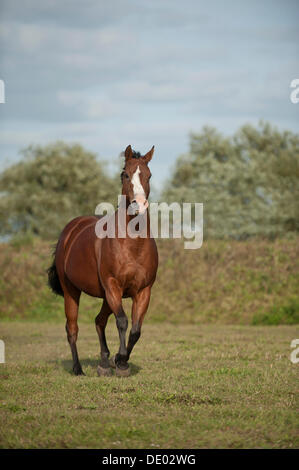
[129,196,149,215]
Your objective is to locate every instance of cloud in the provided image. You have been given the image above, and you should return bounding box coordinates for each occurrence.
[0,0,298,184]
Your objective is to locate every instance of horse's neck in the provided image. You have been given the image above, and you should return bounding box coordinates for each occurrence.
[115,209,151,240]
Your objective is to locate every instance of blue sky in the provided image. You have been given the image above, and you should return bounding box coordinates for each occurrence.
[0,0,298,186]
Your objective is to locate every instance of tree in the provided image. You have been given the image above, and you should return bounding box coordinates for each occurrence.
[163,121,299,238]
[0,142,119,240]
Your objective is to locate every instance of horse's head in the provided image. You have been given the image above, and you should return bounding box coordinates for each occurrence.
[121,145,154,215]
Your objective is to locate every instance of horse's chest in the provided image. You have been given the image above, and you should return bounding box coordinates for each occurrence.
[120,261,148,289]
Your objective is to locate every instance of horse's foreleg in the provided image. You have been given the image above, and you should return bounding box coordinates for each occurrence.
[127,286,151,361]
[95,299,112,376]
[104,278,129,375]
[64,287,83,376]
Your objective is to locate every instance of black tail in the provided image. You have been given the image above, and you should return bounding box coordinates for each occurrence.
[47,250,64,297]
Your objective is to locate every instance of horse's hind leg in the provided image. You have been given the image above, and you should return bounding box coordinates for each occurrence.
[95,299,113,376]
[64,285,83,376]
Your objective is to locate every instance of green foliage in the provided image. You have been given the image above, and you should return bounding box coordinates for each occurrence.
[252,298,299,325]
[0,142,119,240]
[163,121,299,238]
[0,122,298,240]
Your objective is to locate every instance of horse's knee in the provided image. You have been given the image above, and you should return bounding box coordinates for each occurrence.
[116,312,128,332]
[65,322,78,343]
[95,313,103,328]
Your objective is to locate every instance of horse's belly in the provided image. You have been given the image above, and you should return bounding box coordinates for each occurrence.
[64,224,105,298]
[66,259,104,297]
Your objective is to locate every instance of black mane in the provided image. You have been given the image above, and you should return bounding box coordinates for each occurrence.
[131,150,141,159]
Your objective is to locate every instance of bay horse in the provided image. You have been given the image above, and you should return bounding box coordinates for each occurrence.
[48,145,158,377]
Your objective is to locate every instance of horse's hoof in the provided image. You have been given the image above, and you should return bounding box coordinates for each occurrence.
[97,365,112,377]
[73,365,85,376]
[115,365,131,377]
[109,356,116,369]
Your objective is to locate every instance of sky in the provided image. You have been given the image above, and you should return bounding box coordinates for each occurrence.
[0,0,298,186]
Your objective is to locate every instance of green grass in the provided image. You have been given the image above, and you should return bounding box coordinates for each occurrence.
[252,298,299,325]
[0,321,298,448]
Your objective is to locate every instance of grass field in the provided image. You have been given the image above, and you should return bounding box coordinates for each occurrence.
[0,237,298,448]
[0,321,298,448]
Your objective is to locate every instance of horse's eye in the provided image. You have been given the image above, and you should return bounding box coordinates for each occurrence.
[149,174,152,180]
[122,172,129,180]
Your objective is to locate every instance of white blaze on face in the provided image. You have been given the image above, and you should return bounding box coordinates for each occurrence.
[131,165,148,214]
[131,166,144,197]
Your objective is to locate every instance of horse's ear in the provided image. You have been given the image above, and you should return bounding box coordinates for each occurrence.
[143,145,155,163]
[125,145,133,161]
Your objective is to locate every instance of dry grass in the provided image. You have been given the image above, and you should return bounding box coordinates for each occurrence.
[0,237,299,324]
